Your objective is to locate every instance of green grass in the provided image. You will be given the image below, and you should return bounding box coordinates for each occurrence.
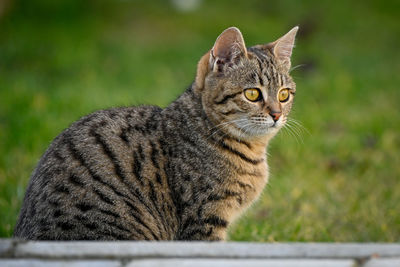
[0,0,399,241]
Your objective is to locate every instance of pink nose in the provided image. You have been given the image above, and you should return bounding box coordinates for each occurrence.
[269,110,282,122]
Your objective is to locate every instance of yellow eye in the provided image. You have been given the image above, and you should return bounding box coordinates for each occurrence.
[244,88,261,102]
[278,88,290,102]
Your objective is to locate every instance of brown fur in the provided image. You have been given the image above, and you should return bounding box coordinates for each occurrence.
[14,26,298,241]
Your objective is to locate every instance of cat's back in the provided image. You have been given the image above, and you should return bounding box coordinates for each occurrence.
[14,105,178,240]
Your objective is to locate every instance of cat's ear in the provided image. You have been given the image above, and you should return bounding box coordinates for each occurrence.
[195,27,247,90]
[210,27,247,72]
[263,26,299,72]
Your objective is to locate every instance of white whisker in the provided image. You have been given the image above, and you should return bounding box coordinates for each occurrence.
[289,64,307,73]
[207,118,248,140]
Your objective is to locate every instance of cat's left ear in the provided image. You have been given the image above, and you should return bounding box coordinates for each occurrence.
[195,27,247,90]
[261,26,299,72]
[210,27,247,72]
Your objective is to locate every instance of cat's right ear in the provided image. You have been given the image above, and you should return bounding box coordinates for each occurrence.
[195,27,247,90]
[255,26,299,72]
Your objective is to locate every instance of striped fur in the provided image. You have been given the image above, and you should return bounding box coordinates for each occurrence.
[14,27,298,241]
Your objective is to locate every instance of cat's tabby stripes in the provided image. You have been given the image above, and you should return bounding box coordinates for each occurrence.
[14,26,298,240]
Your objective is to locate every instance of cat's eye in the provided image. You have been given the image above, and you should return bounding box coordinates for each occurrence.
[244,88,262,102]
[278,88,290,102]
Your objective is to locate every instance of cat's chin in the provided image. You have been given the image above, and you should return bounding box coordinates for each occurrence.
[231,117,284,140]
[227,122,282,141]
[246,125,280,138]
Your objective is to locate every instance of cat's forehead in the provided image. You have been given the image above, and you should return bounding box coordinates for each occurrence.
[247,47,277,72]
[225,47,291,87]
[217,46,294,89]
[238,47,294,88]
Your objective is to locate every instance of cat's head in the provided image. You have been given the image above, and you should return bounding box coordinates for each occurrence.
[195,26,298,142]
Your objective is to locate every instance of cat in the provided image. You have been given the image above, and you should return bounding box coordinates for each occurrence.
[14,26,298,241]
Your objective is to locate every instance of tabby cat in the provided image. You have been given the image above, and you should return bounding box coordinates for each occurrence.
[14,26,299,241]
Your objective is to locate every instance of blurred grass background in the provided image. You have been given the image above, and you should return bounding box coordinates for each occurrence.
[0,0,399,241]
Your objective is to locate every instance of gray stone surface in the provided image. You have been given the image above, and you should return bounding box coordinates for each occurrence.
[0,260,121,267]
[363,258,400,267]
[1,239,400,267]
[12,241,400,259]
[126,259,356,267]
[0,239,13,256]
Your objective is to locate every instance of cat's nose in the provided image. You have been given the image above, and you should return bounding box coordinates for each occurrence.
[269,110,282,122]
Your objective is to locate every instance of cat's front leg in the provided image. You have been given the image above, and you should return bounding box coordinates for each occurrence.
[203,226,228,241]
[177,213,229,241]
[181,227,227,241]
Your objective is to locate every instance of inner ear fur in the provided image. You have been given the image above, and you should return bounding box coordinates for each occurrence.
[210,27,247,72]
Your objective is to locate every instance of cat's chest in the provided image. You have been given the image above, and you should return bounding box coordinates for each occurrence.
[219,138,269,192]
[205,158,268,225]
[221,138,270,201]
[231,159,269,200]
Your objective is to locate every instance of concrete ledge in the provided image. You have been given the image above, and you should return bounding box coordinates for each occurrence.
[1,239,399,267]
[363,258,400,267]
[0,260,121,267]
[0,239,13,256]
[125,259,356,267]
[11,241,400,259]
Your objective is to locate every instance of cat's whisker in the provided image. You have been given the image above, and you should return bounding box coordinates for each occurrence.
[210,118,248,130]
[287,118,311,136]
[208,124,237,141]
[286,120,307,141]
[234,121,253,136]
[284,122,304,144]
[210,118,249,132]
[206,121,254,153]
[282,122,300,144]
[281,124,296,141]
[243,125,252,136]
[208,121,238,138]
[289,64,306,73]
[207,118,249,140]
